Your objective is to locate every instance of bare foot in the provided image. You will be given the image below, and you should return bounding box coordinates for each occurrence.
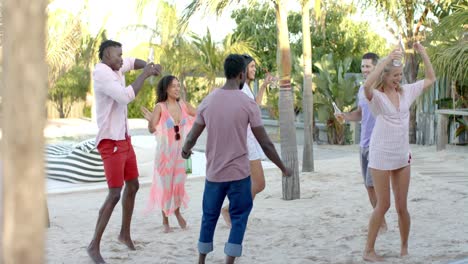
[401,247,408,257]
[163,224,172,233]
[221,207,231,228]
[87,243,106,264]
[176,214,187,229]
[363,250,384,262]
[118,235,136,250]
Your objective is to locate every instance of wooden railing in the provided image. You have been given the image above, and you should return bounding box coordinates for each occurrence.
[435,108,468,151]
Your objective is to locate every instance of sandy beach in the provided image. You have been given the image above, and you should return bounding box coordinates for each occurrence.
[45,122,468,264]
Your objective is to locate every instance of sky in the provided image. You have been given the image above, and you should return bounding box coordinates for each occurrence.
[48,0,243,51]
[48,0,395,52]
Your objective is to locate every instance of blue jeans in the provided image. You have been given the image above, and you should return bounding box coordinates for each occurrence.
[198,176,253,257]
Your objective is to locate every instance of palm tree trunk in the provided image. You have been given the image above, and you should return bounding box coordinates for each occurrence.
[59,93,65,118]
[1,0,48,262]
[301,0,314,172]
[275,0,300,200]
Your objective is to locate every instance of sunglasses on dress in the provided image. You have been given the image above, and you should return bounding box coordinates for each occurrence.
[174,125,181,141]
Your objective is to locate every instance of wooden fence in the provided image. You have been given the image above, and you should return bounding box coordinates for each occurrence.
[417,77,467,145]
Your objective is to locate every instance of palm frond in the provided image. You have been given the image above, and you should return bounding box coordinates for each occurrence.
[180,0,256,29]
[428,4,468,82]
[46,10,82,88]
[431,4,468,39]
[430,40,468,83]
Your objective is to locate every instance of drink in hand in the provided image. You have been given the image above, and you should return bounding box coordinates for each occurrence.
[332,102,345,124]
[148,47,155,84]
[392,35,404,67]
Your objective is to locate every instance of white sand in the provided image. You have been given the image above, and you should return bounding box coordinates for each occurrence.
[45,144,468,264]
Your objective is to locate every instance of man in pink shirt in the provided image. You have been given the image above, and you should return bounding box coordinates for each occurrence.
[87,40,161,264]
[182,54,292,264]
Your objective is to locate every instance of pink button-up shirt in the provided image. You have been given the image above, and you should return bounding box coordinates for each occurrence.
[93,58,136,146]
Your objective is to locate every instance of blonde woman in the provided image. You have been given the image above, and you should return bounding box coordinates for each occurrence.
[363,43,436,262]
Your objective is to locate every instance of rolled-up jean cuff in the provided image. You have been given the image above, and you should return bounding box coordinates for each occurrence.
[198,241,213,254]
[224,242,242,257]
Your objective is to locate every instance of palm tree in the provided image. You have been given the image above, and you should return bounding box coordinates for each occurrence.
[2,0,48,262]
[134,0,255,102]
[300,0,315,172]
[133,1,199,100]
[428,4,468,138]
[273,0,300,199]
[428,4,467,86]
[191,29,224,86]
[81,0,109,120]
[80,29,107,120]
[182,0,300,200]
[46,8,82,90]
[313,54,358,145]
[191,30,257,88]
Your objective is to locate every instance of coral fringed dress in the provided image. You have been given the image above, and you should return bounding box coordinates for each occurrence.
[146,101,194,216]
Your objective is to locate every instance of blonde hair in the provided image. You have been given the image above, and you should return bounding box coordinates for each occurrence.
[372,57,403,94]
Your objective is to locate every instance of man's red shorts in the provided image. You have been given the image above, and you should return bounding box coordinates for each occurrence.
[97,136,139,188]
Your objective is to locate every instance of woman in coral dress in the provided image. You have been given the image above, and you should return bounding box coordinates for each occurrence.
[142,75,196,232]
[362,43,436,261]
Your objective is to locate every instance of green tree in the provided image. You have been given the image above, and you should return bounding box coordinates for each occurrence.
[133,0,199,103]
[134,1,255,107]
[313,54,358,145]
[230,2,302,77]
[230,2,388,76]
[427,4,467,85]
[191,29,257,89]
[79,0,109,120]
[230,2,388,125]
[428,4,468,137]
[49,65,90,118]
[311,2,388,72]
[46,8,82,90]
[126,71,157,118]
[46,7,87,119]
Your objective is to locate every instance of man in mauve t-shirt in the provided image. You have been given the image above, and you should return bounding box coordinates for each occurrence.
[182,54,291,264]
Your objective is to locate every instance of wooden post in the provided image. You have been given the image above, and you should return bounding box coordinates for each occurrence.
[436,113,448,151]
[1,0,48,262]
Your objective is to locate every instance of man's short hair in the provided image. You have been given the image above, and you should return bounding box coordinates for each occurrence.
[224,54,246,79]
[362,53,379,66]
[98,40,122,60]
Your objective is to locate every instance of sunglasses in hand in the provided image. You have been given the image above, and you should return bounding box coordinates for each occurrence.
[174,125,181,141]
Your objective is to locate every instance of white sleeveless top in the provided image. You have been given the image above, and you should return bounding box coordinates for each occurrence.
[241,83,265,160]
